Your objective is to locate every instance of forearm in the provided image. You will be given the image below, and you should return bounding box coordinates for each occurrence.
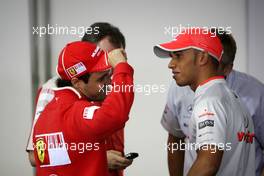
[75,63,134,140]
[28,150,36,167]
[187,147,223,176]
[187,158,217,176]
[167,134,185,176]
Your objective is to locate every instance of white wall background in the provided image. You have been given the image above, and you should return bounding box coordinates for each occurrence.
[248,0,264,83]
[0,0,33,175]
[0,0,263,175]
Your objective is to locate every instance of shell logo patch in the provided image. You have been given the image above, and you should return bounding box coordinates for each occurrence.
[36,138,45,163]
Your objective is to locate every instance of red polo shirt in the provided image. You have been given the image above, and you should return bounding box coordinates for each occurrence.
[33,63,134,176]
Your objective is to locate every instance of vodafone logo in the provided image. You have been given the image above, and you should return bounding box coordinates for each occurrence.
[237,131,254,144]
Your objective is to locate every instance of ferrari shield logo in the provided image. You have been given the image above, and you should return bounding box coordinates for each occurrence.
[36,138,45,163]
[67,67,77,76]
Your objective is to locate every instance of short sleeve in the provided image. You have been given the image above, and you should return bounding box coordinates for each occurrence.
[193,98,227,149]
[161,82,185,138]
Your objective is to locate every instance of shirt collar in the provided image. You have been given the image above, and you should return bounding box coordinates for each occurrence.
[52,86,82,99]
[195,76,226,98]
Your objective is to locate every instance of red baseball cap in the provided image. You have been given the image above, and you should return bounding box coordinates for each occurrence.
[154,28,223,62]
[57,41,111,80]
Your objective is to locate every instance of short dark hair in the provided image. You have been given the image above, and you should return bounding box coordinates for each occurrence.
[56,74,90,87]
[57,78,72,87]
[58,22,125,87]
[210,55,220,69]
[194,49,219,69]
[211,29,237,65]
[82,22,126,49]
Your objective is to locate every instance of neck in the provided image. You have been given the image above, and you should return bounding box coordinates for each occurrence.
[190,71,219,91]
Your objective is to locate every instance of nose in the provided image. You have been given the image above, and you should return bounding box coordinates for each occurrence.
[168,58,176,70]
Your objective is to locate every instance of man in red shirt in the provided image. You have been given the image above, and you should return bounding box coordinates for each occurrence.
[33,41,134,176]
[27,23,133,176]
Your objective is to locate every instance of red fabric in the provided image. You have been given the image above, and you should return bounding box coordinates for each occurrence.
[106,129,125,176]
[57,41,111,80]
[33,63,134,176]
[106,129,124,154]
[199,76,225,86]
[155,28,223,61]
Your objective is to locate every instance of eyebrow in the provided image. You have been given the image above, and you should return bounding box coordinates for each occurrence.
[170,51,183,57]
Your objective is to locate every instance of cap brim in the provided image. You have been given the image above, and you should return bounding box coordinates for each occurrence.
[153,40,194,58]
[153,45,171,58]
[154,40,205,58]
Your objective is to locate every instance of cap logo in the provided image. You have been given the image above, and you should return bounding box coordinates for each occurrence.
[67,62,87,78]
[91,46,101,58]
[173,33,180,41]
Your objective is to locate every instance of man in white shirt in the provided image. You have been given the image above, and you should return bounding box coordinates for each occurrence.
[154,28,255,176]
[159,30,264,176]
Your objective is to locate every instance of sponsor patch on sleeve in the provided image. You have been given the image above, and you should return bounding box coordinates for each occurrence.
[198,120,214,129]
[83,106,100,120]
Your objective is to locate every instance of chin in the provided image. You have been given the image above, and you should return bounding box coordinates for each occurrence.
[87,94,106,102]
[175,80,188,87]
[97,94,107,101]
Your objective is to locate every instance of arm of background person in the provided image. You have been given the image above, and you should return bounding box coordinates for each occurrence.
[161,82,187,176]
[167,133,185,176]
[28,150,36,166]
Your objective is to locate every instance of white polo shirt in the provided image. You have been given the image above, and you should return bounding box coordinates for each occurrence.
[162,72,258,175]
[190,76,255,175]
[26,77,57,151]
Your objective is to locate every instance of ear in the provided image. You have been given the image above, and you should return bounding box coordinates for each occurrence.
[197,51,209,66]
[71,78,81,90]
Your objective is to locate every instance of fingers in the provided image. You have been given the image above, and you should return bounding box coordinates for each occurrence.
[111,156,133,170]
[107,48,127,68]
[107,150,133,170]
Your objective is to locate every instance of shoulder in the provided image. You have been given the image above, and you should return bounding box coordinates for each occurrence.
[168,81,194,102]
[194,85,229,115]
[199,81,230,102]
[169,81,193,95]
[167,81,194,113]
[228,70,264,94]
[42,76,58,89]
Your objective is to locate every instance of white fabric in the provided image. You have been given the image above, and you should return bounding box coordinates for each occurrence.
[161,70,261,175]
[189,78,255,176]
[26,77,58,151]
